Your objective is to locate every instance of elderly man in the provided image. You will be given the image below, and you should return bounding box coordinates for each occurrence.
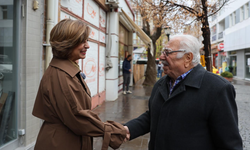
[124,35,242,150]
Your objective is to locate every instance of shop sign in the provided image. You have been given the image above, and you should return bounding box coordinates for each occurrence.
[99,32,106,43]
[221,52,227,56]
[89,26,99,41]
[83,42,98,96]
[60,11,77,20]
[218,43,224,51]
[99,9,106,28]
[84,0,99,27]
[61,0,82,17]
[99,46,105,92]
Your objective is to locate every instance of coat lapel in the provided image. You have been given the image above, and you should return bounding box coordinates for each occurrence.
[158,77,170,102]
[168,84,186,101]
[80,75,91,98]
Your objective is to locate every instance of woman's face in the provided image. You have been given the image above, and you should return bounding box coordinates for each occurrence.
[69,40,90,61]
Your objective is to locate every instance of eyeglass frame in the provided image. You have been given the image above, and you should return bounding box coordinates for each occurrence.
[161,48,187,56]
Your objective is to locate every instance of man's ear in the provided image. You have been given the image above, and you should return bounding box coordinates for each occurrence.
[184,53,193,68]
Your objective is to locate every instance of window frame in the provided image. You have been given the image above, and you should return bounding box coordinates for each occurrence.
[0,0,20,149]
[245,4,249,19]
[240,6,244,21]
[229,14,232,27]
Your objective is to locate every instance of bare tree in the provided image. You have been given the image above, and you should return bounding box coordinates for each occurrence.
[160,0,229,71]
[131,0,170,86]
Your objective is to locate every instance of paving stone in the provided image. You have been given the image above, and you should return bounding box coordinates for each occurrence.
[93,78,250,150]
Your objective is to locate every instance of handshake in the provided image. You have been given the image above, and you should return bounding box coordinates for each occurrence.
[123,126,130,142]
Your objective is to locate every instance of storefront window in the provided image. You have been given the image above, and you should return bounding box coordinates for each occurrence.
[118,43,125,76]
[118,24,129,77]
[229,56,237,76]
[0,0,18,147]
[246,55,250,79]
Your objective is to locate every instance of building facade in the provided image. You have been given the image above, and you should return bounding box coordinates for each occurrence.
[210,0,250,79]
[0,0,151,149]
[0,0,45,149]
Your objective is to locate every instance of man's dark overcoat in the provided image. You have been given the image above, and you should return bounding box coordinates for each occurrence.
[125,64,243,150]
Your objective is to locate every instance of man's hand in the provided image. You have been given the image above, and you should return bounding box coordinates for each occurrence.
[129,69,131,72]
[124,126,130,142]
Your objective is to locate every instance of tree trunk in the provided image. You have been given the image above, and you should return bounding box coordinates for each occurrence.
[142,26,162,86]
[143,45,157,86]
[202,0,212,72]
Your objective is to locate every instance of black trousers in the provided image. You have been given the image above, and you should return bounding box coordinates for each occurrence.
[123,73,130,91]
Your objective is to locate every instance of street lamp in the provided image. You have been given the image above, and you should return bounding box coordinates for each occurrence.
[164,26,171,42]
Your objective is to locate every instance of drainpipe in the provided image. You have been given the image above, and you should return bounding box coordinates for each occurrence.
[45,0,57,68]
[105,11,112,71]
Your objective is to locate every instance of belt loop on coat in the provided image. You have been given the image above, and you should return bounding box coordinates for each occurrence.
[101,123,112,150]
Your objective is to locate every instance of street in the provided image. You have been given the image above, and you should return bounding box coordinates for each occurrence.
[234,79,250,149]
[93,78,250,150]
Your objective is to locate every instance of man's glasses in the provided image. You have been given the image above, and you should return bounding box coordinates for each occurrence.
[161,48,186,56]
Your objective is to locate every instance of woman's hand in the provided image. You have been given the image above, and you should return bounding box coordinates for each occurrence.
[123,126,130,142]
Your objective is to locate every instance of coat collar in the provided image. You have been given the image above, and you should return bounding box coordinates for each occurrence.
[159,64,206,101]
[49,57,80,77]
[181,64,206,88]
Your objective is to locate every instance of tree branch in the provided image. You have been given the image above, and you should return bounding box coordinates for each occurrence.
[207,0,229,17]
[160,0,199,15]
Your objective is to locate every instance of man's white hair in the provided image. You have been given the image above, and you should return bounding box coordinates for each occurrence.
[171,34,201,66]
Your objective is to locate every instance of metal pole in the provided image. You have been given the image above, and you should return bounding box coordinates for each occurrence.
[45,0,57,68]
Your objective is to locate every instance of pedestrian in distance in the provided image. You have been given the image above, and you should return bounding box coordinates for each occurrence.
[32,19,127,150]
[122,54,132,95]
[123,34,243,150]
[157,61,163,78]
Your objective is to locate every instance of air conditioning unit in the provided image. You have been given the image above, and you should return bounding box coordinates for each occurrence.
[106,0,119,8]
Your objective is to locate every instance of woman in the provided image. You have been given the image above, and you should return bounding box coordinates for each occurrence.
[32,19,126,150]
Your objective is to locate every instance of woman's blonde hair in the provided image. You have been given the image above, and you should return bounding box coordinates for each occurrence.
[50,19,91,59]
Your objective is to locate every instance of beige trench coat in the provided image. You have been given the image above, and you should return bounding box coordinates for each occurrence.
[32,57,126,150]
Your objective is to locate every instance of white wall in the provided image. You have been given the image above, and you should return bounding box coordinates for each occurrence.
[236,50,245,79]
[210,0,250,25]
[224,18,250,51]
[119,0,133,19]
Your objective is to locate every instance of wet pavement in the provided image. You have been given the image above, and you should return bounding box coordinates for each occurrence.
[93,78,151,150]
[233,78,250,150]
[92,78,250,150]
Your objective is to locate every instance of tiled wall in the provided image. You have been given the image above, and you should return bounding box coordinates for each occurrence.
[19,0,45,148]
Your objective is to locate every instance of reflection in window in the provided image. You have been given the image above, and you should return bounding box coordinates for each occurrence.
[246,55,250,79]
[229,56,237,76]
[0,0,18,147]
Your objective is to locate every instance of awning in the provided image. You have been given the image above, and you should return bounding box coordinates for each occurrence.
[120,9,153,56]
[133,47,146,54]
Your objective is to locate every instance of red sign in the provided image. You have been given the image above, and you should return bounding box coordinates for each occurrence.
[218,43,224,51]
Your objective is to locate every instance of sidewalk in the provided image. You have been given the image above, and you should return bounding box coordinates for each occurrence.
[92,78,250,150]
[93,78,151,150]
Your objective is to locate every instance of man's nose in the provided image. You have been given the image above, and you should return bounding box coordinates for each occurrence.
[159,53,165,60]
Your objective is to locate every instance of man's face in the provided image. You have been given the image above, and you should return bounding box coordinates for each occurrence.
[159,38,186,79]
[128,56,132,61]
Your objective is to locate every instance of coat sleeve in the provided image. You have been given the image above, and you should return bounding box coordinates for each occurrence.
[208,83,243,149]
[46,70,126,149]
[125,110,150,140]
